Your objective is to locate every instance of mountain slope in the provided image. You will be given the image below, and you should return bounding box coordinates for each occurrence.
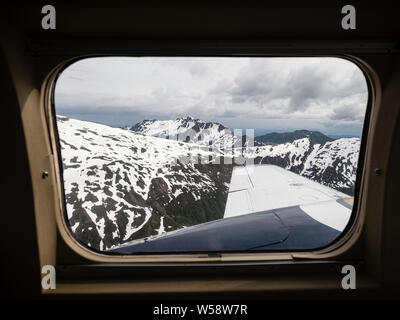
[57,116,233,251]
[248,137,359,194]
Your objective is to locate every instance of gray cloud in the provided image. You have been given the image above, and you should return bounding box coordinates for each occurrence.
[55,57,368,136]
[331,103,366,121]
[227,60,366,115]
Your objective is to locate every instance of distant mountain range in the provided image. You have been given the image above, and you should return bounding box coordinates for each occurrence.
[58,115,360,251]
[327,134,360,139]
[128,118,356,146]
[254,130,333,145]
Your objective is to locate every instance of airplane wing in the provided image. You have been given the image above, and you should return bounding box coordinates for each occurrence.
[224,165,352,231]
[109,165,352,254]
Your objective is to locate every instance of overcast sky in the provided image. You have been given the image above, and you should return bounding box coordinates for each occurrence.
[55,57,368,136]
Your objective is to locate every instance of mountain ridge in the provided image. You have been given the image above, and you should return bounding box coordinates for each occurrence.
[128,117,265,147]
[255,129,333,145]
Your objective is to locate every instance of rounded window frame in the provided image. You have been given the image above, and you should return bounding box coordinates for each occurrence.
[43,54,375,263]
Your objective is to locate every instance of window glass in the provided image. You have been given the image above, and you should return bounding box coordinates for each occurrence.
[54,57,368,253]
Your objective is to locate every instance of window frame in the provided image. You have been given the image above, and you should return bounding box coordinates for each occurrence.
[44,53,373,263]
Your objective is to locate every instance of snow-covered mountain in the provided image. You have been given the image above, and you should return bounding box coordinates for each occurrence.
[130,117,359,195]
[128,116,262,147]
[248,138,359,195]
[57,115,233,251]
[57,115,360,251]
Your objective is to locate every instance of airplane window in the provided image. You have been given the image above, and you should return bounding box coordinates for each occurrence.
[53,57,368,253]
